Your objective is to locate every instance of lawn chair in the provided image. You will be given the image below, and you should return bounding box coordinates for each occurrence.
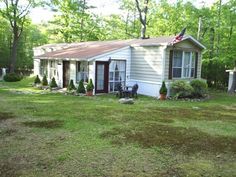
[126,84,139,98]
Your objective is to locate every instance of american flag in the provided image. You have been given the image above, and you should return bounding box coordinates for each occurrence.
[172,27,186,44]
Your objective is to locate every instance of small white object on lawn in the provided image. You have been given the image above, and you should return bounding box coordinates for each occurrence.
[119,98,134,104]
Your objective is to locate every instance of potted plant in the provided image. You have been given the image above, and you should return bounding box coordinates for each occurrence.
[86,79,94,96]
[159,81,168,100]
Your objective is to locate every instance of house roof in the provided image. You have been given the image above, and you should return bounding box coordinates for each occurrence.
[35,35,205,60]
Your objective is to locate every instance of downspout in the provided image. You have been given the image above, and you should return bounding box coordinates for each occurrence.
[161,45,168,95]
[161,45,168,82]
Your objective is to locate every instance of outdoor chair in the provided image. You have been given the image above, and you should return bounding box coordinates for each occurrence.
[116,83,124,98]
[126,84,139,98]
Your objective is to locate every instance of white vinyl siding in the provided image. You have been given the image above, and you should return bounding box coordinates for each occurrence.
[130,46,163,83]
[93,47,131,84]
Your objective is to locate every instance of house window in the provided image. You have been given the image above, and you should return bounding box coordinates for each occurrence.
[49,60,56,79]
[76,61,88,82]
[40,60,48,76]
[173,51,196,78]
[109,60,126,92]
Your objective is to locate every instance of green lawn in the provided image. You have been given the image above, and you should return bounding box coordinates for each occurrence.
[0,78,236,177]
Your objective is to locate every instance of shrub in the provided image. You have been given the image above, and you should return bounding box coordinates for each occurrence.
[87,79,94,92]
[50,77,58,88]
[67,79,76,91]
[42,75,48,86]
[170,80,194,98]
[190,79,208,98]
[34,75,41,84]
[77,80,86,93]
[159,81,167,95]
[3,73,22,82]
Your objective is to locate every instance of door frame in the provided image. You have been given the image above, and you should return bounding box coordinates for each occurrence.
[63,61,70,88]
[95,61,109,94]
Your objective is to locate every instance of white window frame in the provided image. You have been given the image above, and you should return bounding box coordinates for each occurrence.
[40,60,48,76]
[49,60,56,79]
[76,61,88,83]
[173,51,195,79]
[109,60,126,92]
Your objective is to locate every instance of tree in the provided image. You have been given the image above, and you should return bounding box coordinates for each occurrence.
[0,0,38,73]
[135,0,149,39]
[48,0,101,42]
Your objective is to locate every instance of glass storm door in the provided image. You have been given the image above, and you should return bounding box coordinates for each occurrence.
[95,62,109,93]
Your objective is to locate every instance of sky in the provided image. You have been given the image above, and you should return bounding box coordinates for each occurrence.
[29,0,219,24]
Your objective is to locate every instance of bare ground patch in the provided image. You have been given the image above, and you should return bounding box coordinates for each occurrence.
[0,112,15,121]
[0,128,17,136]
[142,106,236,121]
[22,120,64,129]
[101,124,236,154]
[0,161,20,177]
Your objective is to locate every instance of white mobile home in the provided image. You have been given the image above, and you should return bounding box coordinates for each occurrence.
[33,35,205,97]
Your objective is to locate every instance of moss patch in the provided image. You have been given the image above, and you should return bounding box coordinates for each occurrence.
[23,120,64,129]
[101,124,236,154]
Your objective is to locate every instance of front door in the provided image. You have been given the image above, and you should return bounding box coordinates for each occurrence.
[63,61,70,88]
[95,61,109,93]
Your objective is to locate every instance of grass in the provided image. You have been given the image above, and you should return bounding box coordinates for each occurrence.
[0,77,236,176]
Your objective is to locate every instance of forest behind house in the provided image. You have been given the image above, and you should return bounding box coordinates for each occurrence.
[0,0,235,89]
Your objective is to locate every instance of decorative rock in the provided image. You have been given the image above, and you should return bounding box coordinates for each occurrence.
[119,98,134,104]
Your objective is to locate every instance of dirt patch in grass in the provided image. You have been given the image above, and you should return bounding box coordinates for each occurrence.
[0,112,15,121]
[101,124,236,154]
[159,167,185,177]
[144,107,236,121]
[23,120,64,129]
[0,128,17,136]
[0,161,21,177]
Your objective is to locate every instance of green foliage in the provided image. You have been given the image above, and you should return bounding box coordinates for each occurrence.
[171,80,194,98]
[34,75,41,84]
[202,58,230,89]
[50,77,58,88]
[67,79,76,91]
[77,80,86,94]
[89,79,94,90]
[0,17,48,70]
[159,81,168,95]
[3,73,22,82]
[48,0,102,43]
[42,75,48,86]
[86,79,94,92]
[190,79,208,98]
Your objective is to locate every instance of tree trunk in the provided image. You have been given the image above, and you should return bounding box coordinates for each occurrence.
[197,17,202,41]
[207,27,215,87]
[216,0,222,56]
[141,24,146,39]
[80,0,86,42]
[135,0,149,39]
[9,30,19,73]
